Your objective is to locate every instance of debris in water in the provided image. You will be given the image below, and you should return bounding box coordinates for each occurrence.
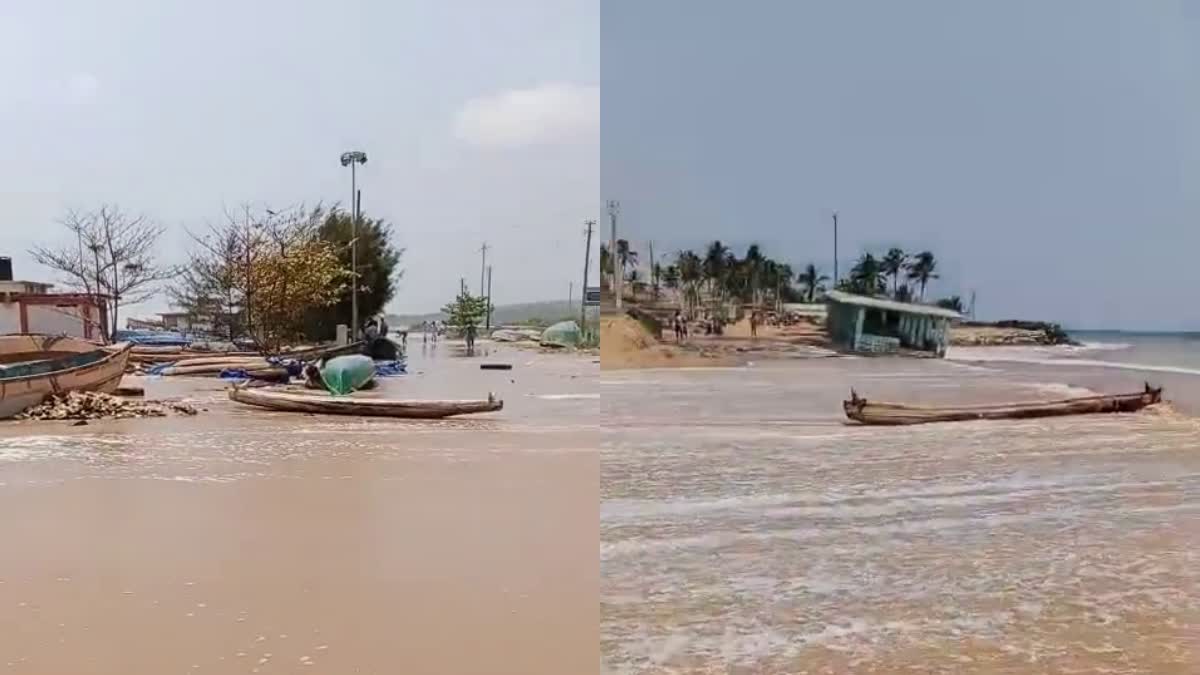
[16,391,199,421]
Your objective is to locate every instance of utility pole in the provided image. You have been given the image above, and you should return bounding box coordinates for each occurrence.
[486,266,493,330]
[832,211,839,287]
[969,290,977,320]
[460,277,466,295]
[479,242,489,297]
[648,240,655,300]
[582,220,594,329]
[569,282,574,307]
[608,200,621,309]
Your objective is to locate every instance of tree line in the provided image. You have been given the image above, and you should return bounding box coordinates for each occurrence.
[601,239,964,316]
[30,203,403,352]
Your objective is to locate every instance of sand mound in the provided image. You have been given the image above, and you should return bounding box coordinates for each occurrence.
[600,315,729,369]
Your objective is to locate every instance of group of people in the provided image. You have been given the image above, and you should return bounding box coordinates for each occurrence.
[364,316,407,348]
[420,320,446,344]
[671,311,690,342]
[674,310,765,342]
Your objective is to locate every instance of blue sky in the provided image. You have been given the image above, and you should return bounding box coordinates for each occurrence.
[1,0,598,317]
[602,0,1200,330]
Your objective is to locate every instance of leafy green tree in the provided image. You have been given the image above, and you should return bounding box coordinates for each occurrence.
[881,247,907,298]
[441,289,489,333]
[906,250,939,300]
[303,207,404,340]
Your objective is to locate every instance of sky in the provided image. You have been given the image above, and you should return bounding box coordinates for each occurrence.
[602,0,1200,330]
[1,0,598,318]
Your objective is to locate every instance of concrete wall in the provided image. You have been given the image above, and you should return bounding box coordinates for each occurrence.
[27,304,88,337]
[0,304,20,334]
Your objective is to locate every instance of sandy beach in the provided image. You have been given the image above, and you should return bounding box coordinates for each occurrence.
[602,355,1200,673]
[0,342,598,674]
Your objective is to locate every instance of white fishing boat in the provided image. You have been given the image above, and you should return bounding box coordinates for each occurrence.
[0,335,133,419]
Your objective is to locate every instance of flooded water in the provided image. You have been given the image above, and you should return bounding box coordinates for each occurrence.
[0,343,598,674]
[602,358,1200,673]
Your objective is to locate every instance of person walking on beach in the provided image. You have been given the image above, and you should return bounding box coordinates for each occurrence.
[672,311,683,343]
[749,311,759,338]
[465,322,477,354]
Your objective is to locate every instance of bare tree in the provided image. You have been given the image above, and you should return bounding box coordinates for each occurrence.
[29,205,173,341]
[172,203,347,352]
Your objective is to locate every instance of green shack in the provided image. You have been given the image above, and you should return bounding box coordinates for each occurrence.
[824,290,962,357]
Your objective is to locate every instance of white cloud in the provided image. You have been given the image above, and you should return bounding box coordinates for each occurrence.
[454,82,599,148]
[63,72,100,103]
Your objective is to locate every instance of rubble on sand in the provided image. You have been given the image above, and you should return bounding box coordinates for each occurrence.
[16,391,199,421]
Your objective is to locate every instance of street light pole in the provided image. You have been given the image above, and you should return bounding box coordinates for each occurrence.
[832,211,839,287]
[340,150,367,338]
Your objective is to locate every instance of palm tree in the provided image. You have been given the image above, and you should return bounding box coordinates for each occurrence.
[600,243,612,290]
[936,295,964,313]
[676,250,704,316]
[881,248,907,298]
[796,263,829,303]
[616,239,638,283]
[743,244,766,306]
[769,261,794,311]
[894,283,913,303]
[906,250,939,300]
[662,265,680,291]
[850,253,886,296]
[703,240,730,297]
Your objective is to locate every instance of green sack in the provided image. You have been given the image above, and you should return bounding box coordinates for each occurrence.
[539,320,581,347]
[319,354,376,395]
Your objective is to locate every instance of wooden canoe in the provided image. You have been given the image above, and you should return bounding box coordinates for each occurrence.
[0,342,132,419]
[228,385,503,419]
[843,383,1163,426]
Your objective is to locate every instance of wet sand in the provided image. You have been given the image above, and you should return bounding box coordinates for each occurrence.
[0,342,598,674]
[602,357,1200,673]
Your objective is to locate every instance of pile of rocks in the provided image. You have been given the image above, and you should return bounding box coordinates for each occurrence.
[17,391,199,421]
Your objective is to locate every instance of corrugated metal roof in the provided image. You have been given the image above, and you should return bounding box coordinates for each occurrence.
[824,290,962,319]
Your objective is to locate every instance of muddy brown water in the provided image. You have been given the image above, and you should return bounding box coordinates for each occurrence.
[602,357,1200,673]
[0,343,598,674]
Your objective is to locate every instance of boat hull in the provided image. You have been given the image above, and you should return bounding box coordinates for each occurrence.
[228,386,503,419]
[843,384,1162,426]
[0,342,132,419]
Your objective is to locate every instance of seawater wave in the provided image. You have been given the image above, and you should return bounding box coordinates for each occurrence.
[602,356,1200,673]
[948,350,1200,377]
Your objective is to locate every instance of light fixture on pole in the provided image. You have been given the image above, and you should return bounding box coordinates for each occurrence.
[340,150,368,338]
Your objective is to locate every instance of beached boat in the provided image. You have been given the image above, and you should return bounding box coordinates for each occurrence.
[843,383,1162,426]
[228,385,503,419]
[0,334,105,364]
[0,338,133,419]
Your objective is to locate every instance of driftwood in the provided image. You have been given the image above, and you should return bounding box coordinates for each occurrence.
[843,383,1163,426]
[228,385,503,419]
